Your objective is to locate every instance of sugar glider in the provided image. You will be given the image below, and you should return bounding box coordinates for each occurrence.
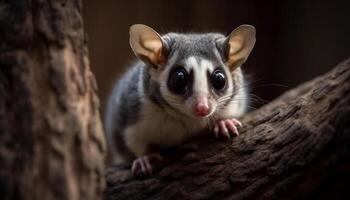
[105,24,256,175]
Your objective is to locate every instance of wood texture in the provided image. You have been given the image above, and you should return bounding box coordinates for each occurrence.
[106,59,350,200]
[0,1,106,200]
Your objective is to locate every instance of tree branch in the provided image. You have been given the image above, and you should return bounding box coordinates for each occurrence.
[106,59,350,200]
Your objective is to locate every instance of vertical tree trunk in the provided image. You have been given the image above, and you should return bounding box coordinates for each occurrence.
[0,1,106,200]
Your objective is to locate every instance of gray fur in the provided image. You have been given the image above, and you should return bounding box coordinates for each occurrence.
[105,30,251,163]
[164,33,238,103]
[105,33,229,160]
[105,63,142,162]
[142,66,172,110]
[163,33,225,67]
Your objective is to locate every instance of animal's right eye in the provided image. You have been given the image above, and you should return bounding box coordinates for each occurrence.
[168,67,189,94]
[211,69,226,90]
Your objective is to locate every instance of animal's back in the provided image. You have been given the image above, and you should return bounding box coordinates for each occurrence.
[105,62,143,162]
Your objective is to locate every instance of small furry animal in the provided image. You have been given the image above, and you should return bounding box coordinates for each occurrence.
[105,24,256,175]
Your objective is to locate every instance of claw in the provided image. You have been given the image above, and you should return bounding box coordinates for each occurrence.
[226,120,239,136]
[231,118,243,127]
[212,118,242,139]
[131,153,163,176]
[131,160,138,174]
[219,121,231,139]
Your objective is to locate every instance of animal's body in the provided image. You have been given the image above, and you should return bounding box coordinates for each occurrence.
[105,24,256,175]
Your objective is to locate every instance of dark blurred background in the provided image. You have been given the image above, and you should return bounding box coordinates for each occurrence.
[83,0,350,116]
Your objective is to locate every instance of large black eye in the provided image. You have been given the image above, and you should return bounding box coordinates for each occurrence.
[211,69,226,90]
[168,67,189,94]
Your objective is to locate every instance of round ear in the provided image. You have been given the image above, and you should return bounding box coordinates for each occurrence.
[129,24,167,68]
[223,25,256,71]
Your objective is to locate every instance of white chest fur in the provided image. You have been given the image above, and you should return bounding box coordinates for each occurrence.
[124,99,208,157]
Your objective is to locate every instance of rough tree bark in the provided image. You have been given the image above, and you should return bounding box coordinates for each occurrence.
[0,1,106,200]
[106,59,350,200]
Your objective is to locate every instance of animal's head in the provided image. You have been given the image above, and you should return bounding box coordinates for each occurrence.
[130,24,255,118]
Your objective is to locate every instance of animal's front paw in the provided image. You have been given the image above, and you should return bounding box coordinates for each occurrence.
[213,118,242,139]
[131,153,163,176]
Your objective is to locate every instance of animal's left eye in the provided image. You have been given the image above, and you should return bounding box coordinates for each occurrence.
[211,69,226,90]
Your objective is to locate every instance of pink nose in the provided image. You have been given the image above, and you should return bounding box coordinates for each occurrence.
[195,102,209,117]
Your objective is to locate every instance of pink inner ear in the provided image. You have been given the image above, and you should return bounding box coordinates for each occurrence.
[228,37,244,56]
[142,39,165,65]
[143,39,162,52]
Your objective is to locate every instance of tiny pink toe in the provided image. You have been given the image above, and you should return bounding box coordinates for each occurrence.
[132,153,163,176]
[132,160,140,175]
[139,159,147,175]
[219,121,230,139]
[226,120,239,137]
[214,124,219,138]
[231,118,242,127]
[143,156,152,175]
